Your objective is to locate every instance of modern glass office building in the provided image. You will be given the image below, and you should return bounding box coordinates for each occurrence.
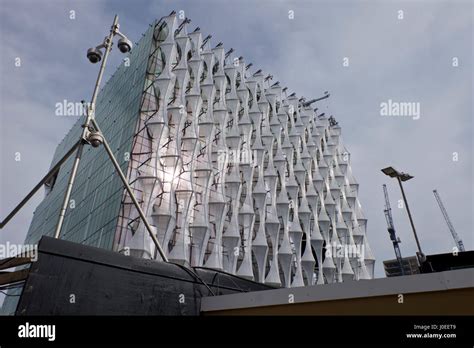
[3,12,375,313]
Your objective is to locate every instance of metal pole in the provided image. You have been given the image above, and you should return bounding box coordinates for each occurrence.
[90,118,169,262]
[53,15,119,239]
[87,15,120,125]
[0,140,81,229]
[53,144,84,238]
[397,176,424,261]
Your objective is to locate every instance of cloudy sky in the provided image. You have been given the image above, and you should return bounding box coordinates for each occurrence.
[0,0,472,298]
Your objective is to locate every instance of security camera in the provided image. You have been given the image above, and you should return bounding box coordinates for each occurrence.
[87,131,104,148]
[117,37,132,53]
[87,47,103,64]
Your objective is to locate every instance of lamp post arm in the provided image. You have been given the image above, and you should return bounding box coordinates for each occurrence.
[87,15,119,124]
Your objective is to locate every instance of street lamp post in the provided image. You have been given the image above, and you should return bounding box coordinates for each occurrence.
[381,166,426,264]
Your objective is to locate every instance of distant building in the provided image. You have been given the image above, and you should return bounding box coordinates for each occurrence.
[384,251,474,277]
[383,256,420,277]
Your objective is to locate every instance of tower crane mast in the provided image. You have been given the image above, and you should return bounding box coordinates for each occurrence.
[433,190,465,252]
[383,184,405,274]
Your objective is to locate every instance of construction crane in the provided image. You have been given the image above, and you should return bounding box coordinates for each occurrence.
[383,184,405,275]
[433,190,465,252]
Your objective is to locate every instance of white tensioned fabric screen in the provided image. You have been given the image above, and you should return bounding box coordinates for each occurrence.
[120,13,375,288]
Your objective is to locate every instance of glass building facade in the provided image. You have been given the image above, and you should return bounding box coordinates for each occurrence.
[25,22,155,249]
